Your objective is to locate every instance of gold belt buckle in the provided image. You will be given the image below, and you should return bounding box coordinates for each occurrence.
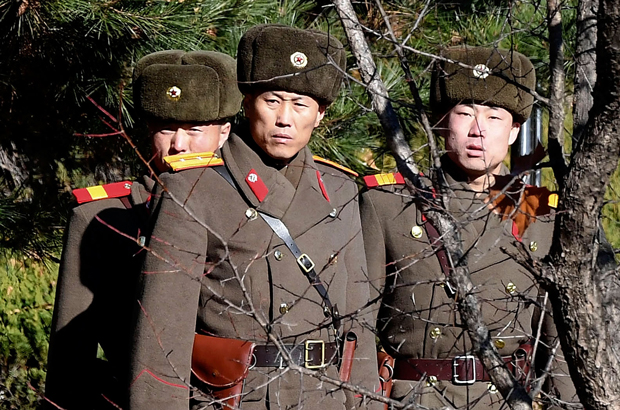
[304,340,325,369]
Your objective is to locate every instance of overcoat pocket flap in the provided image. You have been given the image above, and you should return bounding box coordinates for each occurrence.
[191,334,256,388]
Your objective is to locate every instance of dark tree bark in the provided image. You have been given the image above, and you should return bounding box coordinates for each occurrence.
[573,0,598,145]
[547,0,569,186]
[541,0,620,407]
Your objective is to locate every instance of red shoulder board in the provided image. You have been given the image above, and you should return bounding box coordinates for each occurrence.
[164,152,224,172]
[364,173,405,188]
[312,156,359,177]
[72,181,133,204]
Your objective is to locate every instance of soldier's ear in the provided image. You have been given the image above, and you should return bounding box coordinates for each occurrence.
[242,94,254,116]
[508,122,521,146]
[314,105,326,128]
[218,122,232,148]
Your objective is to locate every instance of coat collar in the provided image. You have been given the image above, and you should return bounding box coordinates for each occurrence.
[130,175,155,207]
[221,132,334,235]
[440,156,508,250]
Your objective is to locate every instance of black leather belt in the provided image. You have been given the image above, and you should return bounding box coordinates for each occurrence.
[252,341,339,369]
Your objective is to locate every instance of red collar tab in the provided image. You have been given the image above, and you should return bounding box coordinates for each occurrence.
[312,155,359,177]
[512,220,523,242]
[245,169,268,202]
[73,181,133,204]
[363,172,405,188]
[316,170,330,202]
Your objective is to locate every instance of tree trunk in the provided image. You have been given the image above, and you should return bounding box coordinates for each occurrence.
[544,0,620,408]
[573,0,598,145]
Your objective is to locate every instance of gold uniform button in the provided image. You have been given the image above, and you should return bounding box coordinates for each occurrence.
[488,383,498,394]
[505,282,518,295]
[429,327,442,340]
[411,225,423,238]
[494,339,505,349]
[529,241,538,252]
[279,303,289,314]
[274,250,284,261]
[426,375,438,387]
[245,208,258,220]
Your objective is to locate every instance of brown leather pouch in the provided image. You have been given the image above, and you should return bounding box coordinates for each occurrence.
[377,350,395,410]
[513,339,534,384]
[192,334,256,409]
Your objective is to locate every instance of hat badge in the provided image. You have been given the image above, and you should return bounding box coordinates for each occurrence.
[472,64,491,79]
[290,52,308,69]
[167,86,182,99]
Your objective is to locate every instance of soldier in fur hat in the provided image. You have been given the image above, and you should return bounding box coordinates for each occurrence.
[44,50,241,410]
[128,25,381,410]
[361,46,579,409]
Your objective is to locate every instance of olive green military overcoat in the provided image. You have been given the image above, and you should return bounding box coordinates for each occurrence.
[45,177,153,410]
[360,157,578,409]
[129,132,381,410]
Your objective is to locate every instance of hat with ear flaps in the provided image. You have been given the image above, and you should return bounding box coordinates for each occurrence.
[237,24,346,105]
[133,50,243,122]
[430,46,536,124]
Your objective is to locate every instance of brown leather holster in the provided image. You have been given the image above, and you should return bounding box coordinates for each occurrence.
[192,334,255,410]
[338,332,358,382]
[377,350,395,410]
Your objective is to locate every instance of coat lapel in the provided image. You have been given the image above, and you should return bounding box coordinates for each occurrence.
[221,133,295,219]
[280,149,334,238]
[221,133,334,237]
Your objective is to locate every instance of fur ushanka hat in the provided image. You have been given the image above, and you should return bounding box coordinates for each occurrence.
[133,50,242,122]
[430,46,536,123]
[237,24,346,105]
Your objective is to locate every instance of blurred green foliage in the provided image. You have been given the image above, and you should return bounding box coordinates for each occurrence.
[0,257,56,409]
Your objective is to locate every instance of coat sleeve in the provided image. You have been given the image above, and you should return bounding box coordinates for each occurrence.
[128,172,207,410]
[342,188,382,410]
[358,190,387,314]
[44,207,99,410]
[535,289,582,409]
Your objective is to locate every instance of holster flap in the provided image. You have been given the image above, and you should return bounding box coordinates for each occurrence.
[192,334,256,388]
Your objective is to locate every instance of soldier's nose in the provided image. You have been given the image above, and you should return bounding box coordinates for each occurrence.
[172,128,190,153]
[275,104,293,127]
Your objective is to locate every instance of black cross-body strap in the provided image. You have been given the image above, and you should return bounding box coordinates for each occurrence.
[212,165,341,328]
[423,221,456,299]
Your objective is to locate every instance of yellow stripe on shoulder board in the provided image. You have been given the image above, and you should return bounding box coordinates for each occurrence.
[86,185,108,200]
[164,152,224,172]
[312,155,359,177]
[548,193,558,208]
[377,173,398,185]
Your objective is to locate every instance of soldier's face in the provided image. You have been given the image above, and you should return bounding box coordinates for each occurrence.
[244,91,325,163]
[441,104,520,181]
[149,121,231,172]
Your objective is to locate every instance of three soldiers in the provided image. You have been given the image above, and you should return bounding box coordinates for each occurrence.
[47,23,583,410]
[44,50,241,410]
[361,47,577,408]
